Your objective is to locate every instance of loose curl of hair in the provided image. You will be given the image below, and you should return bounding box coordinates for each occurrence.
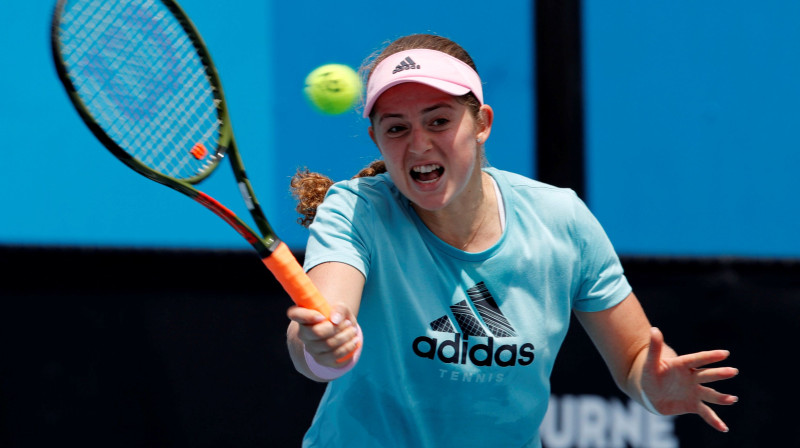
[291,160,387,227]
[291,34,480,228]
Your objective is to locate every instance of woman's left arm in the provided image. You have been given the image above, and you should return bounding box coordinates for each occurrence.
[574,292,739,432]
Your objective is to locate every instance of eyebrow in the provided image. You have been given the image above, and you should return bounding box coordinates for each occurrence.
[376,102,454,123]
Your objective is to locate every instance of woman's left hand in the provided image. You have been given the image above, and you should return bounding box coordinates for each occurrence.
[640,327,739,432]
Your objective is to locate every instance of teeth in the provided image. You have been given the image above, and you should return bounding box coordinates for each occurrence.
[412,164,441,174]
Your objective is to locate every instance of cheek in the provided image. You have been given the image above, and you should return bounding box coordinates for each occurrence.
[375,144,406,176]
[376,143,394,163]
[451,135,480,166]
[385,159,407,181]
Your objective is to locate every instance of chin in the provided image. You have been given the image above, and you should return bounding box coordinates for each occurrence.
[409,192,452,213]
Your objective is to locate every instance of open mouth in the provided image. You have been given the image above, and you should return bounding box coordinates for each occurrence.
[410,164,444,183]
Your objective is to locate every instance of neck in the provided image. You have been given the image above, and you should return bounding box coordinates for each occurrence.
[413,172,501,252]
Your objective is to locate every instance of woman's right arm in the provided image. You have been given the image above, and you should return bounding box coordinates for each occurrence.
[286,261,366,382]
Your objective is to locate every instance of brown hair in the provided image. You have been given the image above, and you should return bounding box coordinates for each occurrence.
[291,160,387,228]
[291,34,481,228]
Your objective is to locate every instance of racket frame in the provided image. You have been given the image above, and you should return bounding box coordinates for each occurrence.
[50,0,332,318]
[50,0,278,257]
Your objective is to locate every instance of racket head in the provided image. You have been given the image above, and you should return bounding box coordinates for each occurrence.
[51,0,233,187]
[51,0,334,320]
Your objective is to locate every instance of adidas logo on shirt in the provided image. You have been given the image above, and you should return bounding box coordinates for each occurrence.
[412,282,536,367]
[392,56,420,74]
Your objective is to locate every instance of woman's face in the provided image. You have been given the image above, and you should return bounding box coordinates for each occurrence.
[368,83,489,212]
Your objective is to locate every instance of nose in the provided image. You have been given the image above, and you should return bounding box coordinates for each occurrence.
[409,127,432,155]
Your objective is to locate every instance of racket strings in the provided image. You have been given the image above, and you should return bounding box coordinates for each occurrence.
[58,0,221,181]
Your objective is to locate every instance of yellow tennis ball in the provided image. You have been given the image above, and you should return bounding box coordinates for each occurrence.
[304,64,362,115]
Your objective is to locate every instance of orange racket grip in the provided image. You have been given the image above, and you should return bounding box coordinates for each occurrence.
[263,242,332,319]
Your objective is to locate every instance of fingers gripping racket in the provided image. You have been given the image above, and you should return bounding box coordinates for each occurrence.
[51,0,331,318]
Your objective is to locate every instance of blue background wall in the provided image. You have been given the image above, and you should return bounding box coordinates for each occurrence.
[0,1,533,251]
[1,1,797,259]
[584,0,800,258]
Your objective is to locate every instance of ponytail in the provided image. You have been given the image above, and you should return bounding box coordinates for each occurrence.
[291,160,386,228]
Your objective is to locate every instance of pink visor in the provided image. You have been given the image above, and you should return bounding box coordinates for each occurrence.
[363,48,483,118]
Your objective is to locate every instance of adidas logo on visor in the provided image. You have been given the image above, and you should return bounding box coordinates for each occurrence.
[392,56,420,74]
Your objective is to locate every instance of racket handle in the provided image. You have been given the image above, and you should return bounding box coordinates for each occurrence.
[263,242,332,319]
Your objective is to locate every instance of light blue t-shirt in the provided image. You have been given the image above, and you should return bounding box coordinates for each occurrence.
[301,168,632,448]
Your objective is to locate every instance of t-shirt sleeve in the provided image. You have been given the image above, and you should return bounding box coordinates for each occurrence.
[569,194,632,312]
[302,181,372,278]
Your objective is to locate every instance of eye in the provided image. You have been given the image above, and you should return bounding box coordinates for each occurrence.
[384,123,408,136]
[430,117,450,128]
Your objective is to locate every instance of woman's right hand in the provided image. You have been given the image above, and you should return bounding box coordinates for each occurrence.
[287,304,361,369]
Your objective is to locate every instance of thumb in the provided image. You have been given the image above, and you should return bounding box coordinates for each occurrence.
[329,303,356,327]
[644,327,665,373]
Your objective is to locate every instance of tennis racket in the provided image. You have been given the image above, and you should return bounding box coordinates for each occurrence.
[50,0,332,318]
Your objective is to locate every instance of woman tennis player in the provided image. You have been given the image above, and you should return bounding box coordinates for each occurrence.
[286,34,738,447]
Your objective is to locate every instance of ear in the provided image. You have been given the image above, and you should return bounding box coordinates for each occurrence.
[475,104,494,144]
[368,126,384,155]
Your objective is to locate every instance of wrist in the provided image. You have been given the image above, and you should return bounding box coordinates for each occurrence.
[640,388,663,415]
[303,325,363,381]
